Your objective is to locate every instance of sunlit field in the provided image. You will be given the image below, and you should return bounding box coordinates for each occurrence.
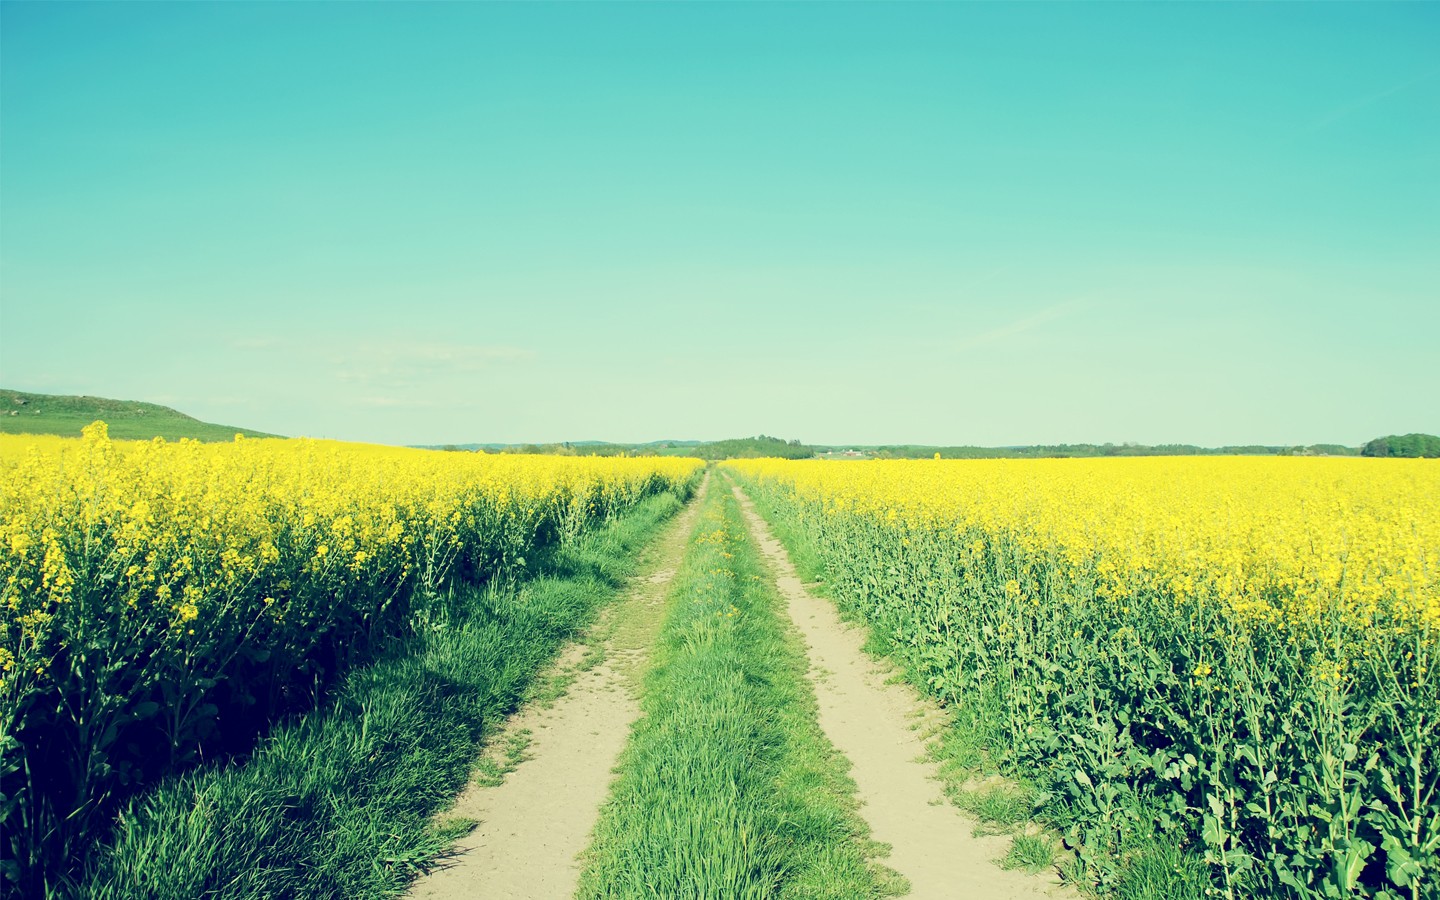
[728,456,1438,899]
[0,424,702,894]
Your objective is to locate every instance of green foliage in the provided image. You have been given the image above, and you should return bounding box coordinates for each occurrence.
[1004,834,1061,873]
[0,390,277,441]
[497,442,645,457]
[72,491,687,900]
[737,475,1439,900]
[578,480,900,899]
[859,442,1360,459]
[432,436,1378,462]
[760,499,1077,885]
[1361,434,1440,458]
[691,435,815,460]
[2,440,697,899]
[1112,835,1209,900]
[483,436,814,460]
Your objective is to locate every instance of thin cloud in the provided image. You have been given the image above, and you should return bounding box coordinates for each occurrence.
[353,395,414,408]
[330,342,534,389]
[1310,67,1440,130]
[199,395,260,408]
[904,267,1013,313]
[229,336,287,350]
[954,301,1081,352]
[229,336,533,388]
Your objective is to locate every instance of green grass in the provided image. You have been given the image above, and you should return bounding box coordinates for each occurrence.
[1110,832,1210,900]
[73,490,687,900]
[577,476,903,900]
[1004,833,1061,873]
[0,389,278,441]
[471,728,533,788]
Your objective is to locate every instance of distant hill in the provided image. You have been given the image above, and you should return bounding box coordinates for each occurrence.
[0,390,280,442]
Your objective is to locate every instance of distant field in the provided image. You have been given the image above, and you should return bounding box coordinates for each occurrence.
[0,389,278,441]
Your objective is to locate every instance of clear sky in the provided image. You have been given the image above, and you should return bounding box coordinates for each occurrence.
[2,2,1436,447]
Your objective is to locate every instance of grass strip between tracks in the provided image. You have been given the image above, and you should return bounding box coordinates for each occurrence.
[77,489,691,900]
[578,474,902,900]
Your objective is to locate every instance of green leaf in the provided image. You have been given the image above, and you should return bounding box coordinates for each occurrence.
[1202,814,1225,846]
[1274,859,1306,891]
[1207,793,1225,819]
[1383,845,1419,888]
[1340,839,1374,890]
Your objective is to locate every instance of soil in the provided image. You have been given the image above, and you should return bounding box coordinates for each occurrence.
[406,477,708,900]
[409,473,1077,900]
[733,484,1080,900]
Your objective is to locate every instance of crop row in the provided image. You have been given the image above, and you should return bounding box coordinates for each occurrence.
[727,456,1438,900]
[0,423,702,895]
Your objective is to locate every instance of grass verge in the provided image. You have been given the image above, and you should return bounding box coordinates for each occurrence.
[76,490,688,900]
[577,476,903,900]
[739,481,1208,899]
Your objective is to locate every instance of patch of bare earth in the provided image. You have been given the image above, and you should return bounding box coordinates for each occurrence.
[733,484,1080,900]
[407,477,707,900]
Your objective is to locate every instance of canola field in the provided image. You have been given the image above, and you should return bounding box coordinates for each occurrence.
[728,457,1438,900]
[0,424,701,891]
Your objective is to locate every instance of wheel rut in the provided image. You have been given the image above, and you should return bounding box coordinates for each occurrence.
[732,482,1079,900]
[406,476,708,900]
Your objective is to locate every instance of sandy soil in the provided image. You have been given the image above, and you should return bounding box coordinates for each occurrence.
[407,477,707,900]
[733,484,1079,900]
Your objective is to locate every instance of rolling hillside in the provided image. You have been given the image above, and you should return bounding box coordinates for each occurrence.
[0,390,280,441]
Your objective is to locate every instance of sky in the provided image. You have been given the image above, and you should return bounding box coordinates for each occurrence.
[2,2,1437,447]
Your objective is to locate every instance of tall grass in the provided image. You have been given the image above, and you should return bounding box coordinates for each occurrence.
[0,426,701,898]
[578,476,901,900]
[76,490,688,900]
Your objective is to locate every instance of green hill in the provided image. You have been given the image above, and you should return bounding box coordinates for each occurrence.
[0,389,280,442]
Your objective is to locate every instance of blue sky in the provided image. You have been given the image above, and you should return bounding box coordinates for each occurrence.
[2,2,1436,446]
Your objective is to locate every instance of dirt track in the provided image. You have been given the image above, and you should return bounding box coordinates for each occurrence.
[407,478,706,900]
[409,472,1074,900]
[733,483,1078,900]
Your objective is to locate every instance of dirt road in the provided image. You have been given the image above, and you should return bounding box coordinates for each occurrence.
[733,484,1078,900]
[407,478,706,900]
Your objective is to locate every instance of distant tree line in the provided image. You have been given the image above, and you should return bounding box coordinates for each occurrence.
[436,436,816,461]
[692,435,814,460]
[864,442,1362,460]
[493,442,647,457]
[1360,433,1440,458]
[434,433,1440,461]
